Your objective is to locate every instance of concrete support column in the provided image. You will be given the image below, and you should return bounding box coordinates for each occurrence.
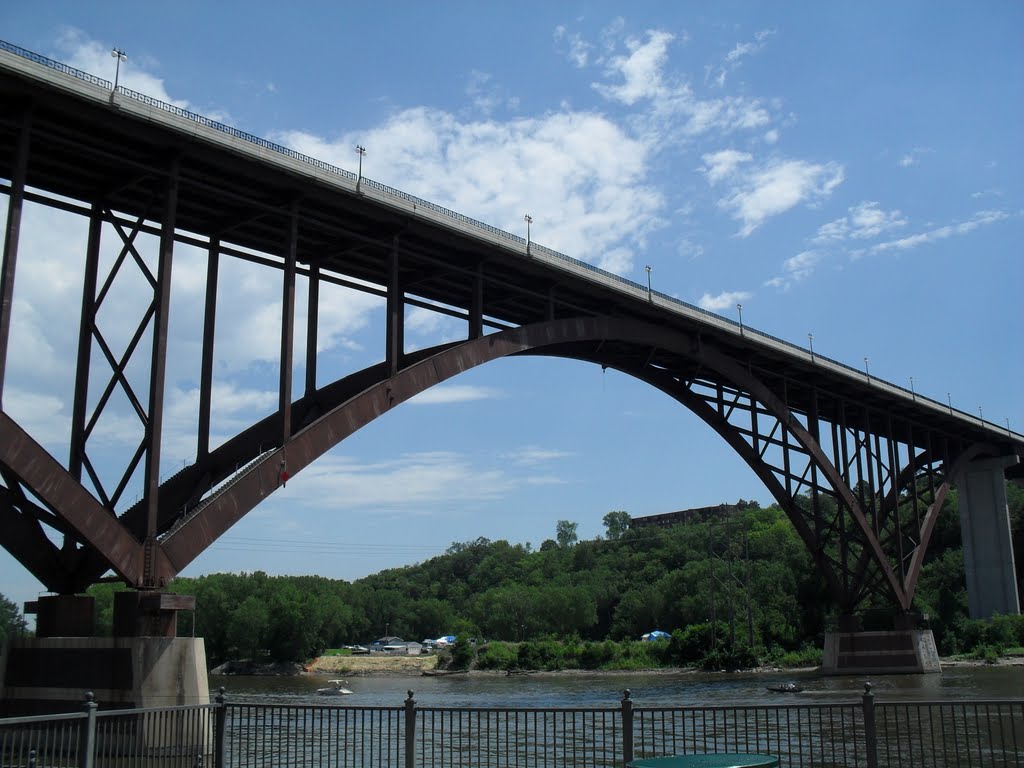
[955,455,1020,619]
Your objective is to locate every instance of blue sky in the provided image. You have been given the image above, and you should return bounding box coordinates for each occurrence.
[1,3,1022,618]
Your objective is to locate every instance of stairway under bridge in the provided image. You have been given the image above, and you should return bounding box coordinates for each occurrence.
[0,43,1020,704]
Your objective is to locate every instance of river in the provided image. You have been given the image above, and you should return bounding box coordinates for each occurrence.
[212,663,1024,709]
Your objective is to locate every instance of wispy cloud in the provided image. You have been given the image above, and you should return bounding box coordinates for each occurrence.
[502,446,574,466]
[407,385,502,405]
[554,25,592,68]
[704,155,845,237]
[706,28,777,88]
[898,146,932,167]
[814,201,907,243]
[865,210,1010,256]
[289,452,516,511]
[697,290,752,311]
[765,250,822,290]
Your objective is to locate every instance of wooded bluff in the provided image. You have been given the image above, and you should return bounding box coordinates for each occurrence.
[60,483,1023,669]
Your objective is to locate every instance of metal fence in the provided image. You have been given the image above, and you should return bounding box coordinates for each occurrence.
[2,685,1022,767]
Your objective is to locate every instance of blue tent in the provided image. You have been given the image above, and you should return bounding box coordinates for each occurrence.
[642,630,670,641]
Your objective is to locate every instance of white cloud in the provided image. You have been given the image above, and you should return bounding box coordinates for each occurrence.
[593,30,676,105]
[766,250,822,289]
[707,28,777,88]
[702,149,753,184]
[554,26,592,68]
[286,452,515,511]
[814,201,907,242]
[407,385,501,405]
[898,146,932,168]
[277,108,664,276]
[697,290,752,311]
[502,446,573,466]
[584,28,772,142]
[867,210,1010,256]
[715,158,845,237]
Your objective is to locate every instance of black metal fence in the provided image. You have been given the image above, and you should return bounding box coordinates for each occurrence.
[2,685,1022,767]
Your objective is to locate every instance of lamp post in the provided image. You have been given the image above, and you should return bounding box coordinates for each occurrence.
[863,357,870,381]
[524,214,532,254]
[947,392,953,415]
[736,303,743,335]
[110,47,127,92]
[645,265,652,302]
[909,376,916,401]
[355,145,366,192]
[808,333,814,362]
[978,406,984,424]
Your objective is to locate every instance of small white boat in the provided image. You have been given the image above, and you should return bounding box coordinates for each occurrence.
[317,679,353,695]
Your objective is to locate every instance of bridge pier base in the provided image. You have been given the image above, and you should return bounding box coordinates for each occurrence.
[0,593,209,716]
[821,627,940,675]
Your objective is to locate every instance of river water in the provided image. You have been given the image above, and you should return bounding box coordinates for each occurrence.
[212,663,1024,709]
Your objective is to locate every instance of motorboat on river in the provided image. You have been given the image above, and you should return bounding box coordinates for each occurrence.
[317,679,353,695]
[765,682,803,693]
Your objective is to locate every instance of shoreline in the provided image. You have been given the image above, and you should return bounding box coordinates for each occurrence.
[295,653,1023,678]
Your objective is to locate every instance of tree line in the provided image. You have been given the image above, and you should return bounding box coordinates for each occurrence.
[2,482,1021,669]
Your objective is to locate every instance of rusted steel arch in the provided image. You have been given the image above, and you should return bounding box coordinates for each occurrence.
[160,315,908,616]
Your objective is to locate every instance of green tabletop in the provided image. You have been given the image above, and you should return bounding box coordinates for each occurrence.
[627,754,779,768]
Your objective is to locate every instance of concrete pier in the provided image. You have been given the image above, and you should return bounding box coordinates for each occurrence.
[821,628,941,675]
[955,455,1021,619]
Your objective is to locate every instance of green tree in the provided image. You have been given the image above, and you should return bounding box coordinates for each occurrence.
[556,520,578,549]
[602,510,631,540]
[0,592,27,642]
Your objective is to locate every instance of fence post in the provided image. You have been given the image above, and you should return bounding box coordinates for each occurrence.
[862,682,878,768]
[404,690,417,768]
[78,692,97,768]
[621,689,634,767]
[214,687,227,768]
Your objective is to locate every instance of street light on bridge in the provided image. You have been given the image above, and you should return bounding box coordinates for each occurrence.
[524,214,532,254]
[863,356,870,381]
[645,265,652,302]
[355,145,366,192]
[736,303,743,336]
[808,332,814,362]
[110,47,127,92]
[909,376,916,401]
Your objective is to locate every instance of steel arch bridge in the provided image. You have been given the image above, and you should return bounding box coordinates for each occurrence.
[0,43,1020,629]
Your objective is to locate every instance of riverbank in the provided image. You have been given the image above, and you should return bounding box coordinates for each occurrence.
[308,653,440,676]
[304,653,1023,677]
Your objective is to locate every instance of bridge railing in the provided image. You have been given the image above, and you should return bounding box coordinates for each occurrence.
[3,685,1023,768]
[1,39,1019,441]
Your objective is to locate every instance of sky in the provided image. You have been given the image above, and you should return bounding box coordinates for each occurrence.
[1,2,1022,620]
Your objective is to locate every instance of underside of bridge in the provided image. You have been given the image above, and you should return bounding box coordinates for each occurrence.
[0,45,1020,700]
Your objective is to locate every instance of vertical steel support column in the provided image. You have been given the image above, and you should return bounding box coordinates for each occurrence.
[0,104,31,406]
[143,156,179,586]
[279,204,298,443]
[305,264,319,396]
[70,203,103,480]
[386,235,403,377]
[808,388,823,542]
[469,264,483,340]
[780,382,793,498]
[197,238,219,459]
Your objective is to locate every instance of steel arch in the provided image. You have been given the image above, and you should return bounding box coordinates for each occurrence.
[0,315,986,617]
